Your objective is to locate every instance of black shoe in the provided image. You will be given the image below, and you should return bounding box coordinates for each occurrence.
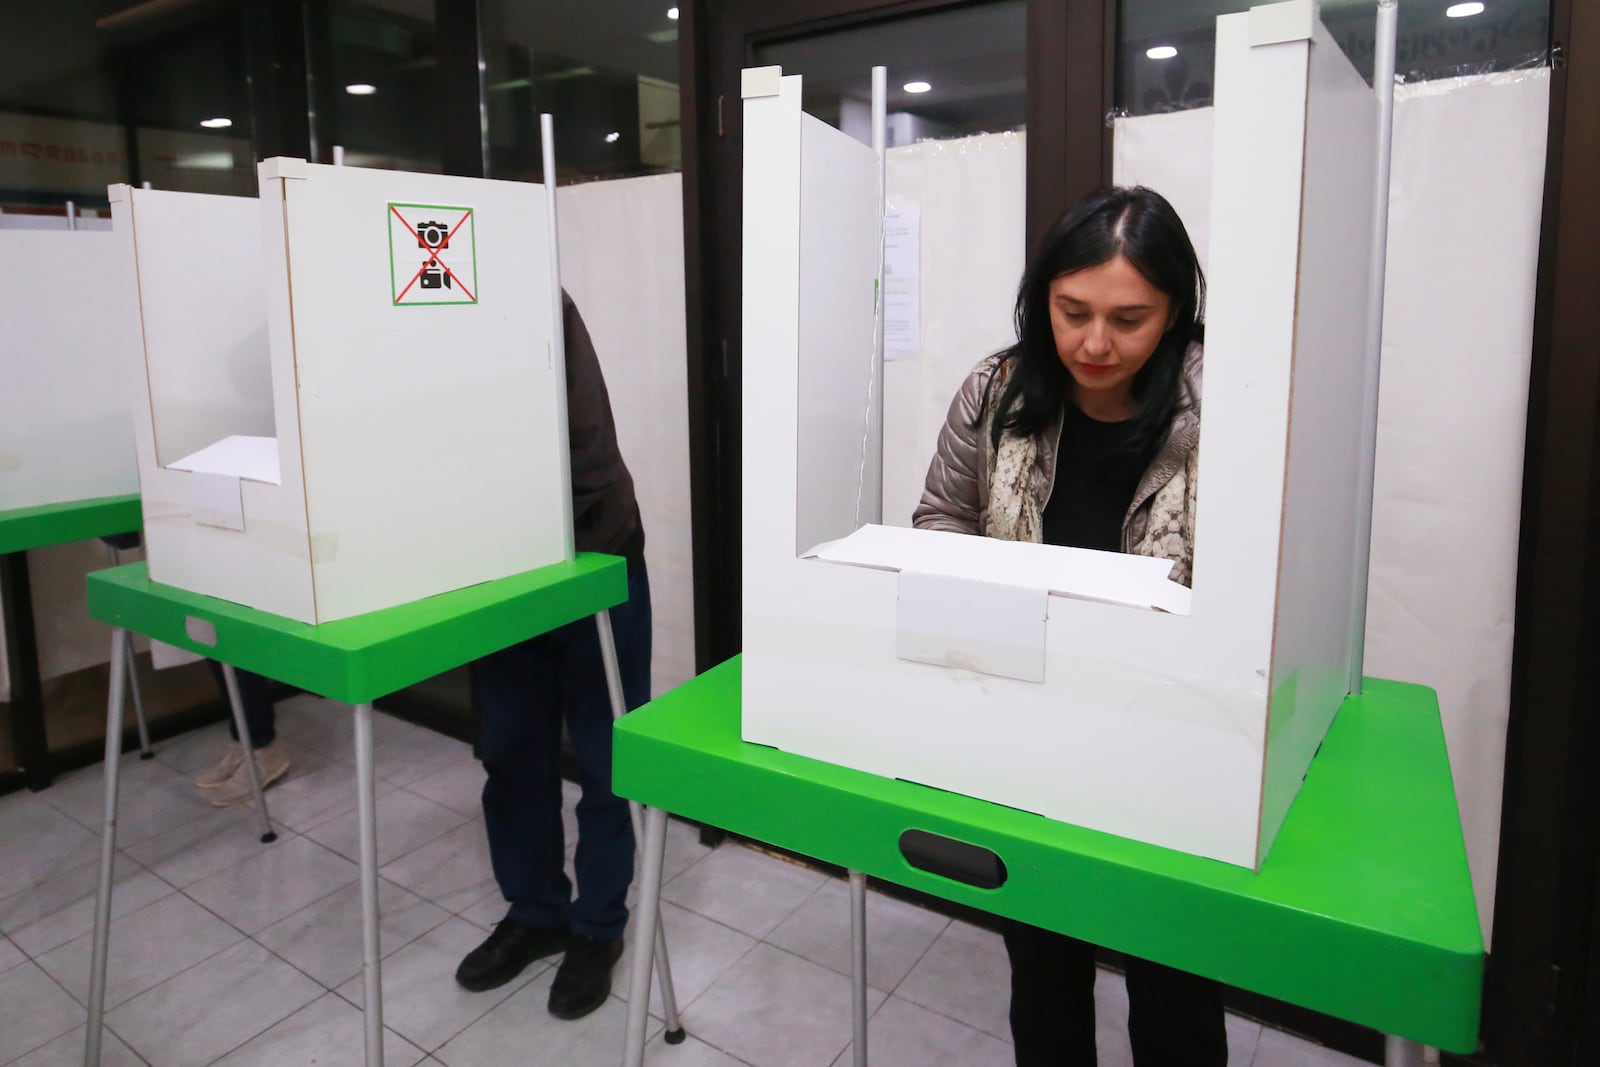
[548,935,625,1020]
[455,919,568,992]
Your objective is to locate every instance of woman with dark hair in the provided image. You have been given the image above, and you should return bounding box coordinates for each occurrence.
[913,185,1224,1065]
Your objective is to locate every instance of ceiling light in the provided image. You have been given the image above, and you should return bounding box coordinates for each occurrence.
[1146,45,1178,60]
[199,117,232,129]
[345,83,377,95]
[903,81,932,94]
[667,7,679,18]
[605,131,621,143]
[1446,2,1485,15]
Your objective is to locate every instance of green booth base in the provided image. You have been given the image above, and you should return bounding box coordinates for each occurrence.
[84,554,629,706]
[614,657,1484,1053]
[0,494,142,556]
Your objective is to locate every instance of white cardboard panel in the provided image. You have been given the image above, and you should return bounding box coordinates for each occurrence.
[557,174,695,697]
[795,114,883,554]
[1257,19,1376,863]
[895,570,1047,682]
[269,162,570,621]
[1112,69,1551,936]
[0,229,141,511]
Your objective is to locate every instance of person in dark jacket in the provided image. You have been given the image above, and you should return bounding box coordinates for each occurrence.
[454,293,651,1022]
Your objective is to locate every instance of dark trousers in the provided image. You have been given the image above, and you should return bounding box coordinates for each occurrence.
[1004,921,1227,1067]
[472,560,651,941]
[205,662,277,748]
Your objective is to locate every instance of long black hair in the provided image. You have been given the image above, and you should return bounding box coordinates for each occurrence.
[990,186,1204,474]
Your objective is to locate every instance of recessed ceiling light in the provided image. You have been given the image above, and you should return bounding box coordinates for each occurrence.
[903,81,932,94]
[199,117,232,129]
[345,83,377,95]
[667,6,679,18]
[1445,2,1485,15]
[1146,45,1178,60]
[605,131,621,143]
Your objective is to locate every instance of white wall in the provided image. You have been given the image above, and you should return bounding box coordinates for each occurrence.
[1114,69,1549,942]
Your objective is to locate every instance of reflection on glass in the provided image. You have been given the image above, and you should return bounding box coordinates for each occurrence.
[0,3,253,216]
[481,0,681,184]
[314,1,442,172]
[754,1,1026,148]
[1119,0,1552,116]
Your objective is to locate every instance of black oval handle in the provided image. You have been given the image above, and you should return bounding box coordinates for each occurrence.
[898,829,1007,889]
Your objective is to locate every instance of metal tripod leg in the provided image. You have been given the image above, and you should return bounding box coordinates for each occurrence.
[102,543,151,759]
[1384,1037,1431,1067]
[850,870,868,1067]
[595,609,685,1043]
[84,628,129,1066]
[219,664,277,844]
[354,701,384,1067]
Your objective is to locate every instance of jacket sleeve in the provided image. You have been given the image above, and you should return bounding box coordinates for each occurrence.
[912,363,993,534]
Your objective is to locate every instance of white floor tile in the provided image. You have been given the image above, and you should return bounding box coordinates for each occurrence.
[381,820,498,915]
[614,901,760,1018]
[255,877,453,988]
[303,788,470,867]
[104,939,321,1067]
[0,933,25,976]
[9,1024,142,1066]
[0,962,84,1063]
[766,879,950,994]
[121,805,282,889]
[184,834,358,934]
[5,854,172,958]
[661,843,826,939]
[640,1031,747,1067]
[833,993,1014,1067]
[336,916,548,1053]
[211,991,427,1067]
[403,756,486,818]
[682,942,885,1067]
[371,720,472,788]
[240,758,396,836]
[660,817,715,885]
[1251,1027,1375,1067]
[151,720,232,776]
[36,892,242,1010]
[42,756,217,846]
[436,975,657,1067]
[893,919,1012,1041]
[0,795,100,901]
[1228,1012,1263,1064]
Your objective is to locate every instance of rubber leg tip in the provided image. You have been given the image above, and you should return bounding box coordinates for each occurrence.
[664,1028,687,1045]
[139,751,155,760]
[261,832,279,844]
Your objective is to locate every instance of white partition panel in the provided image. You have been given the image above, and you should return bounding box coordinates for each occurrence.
[743,0,1382,869]
[0,230,141,511]
[557,174,696,696]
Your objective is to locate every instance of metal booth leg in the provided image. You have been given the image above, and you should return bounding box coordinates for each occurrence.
[353,701,385,1067]
[596,609,686,1044]
[219,665,277,844]
[102,542,151,759]
[84,628,130,1066]
[1384,1037,1433,1067]
[849,870,869,1067]
[623,805,669,1067]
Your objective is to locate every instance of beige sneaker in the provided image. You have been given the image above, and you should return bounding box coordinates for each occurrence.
[209,742,291,807]
[194,741,245,789]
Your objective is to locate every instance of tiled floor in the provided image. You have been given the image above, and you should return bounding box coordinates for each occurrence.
[0,693,1378,1066]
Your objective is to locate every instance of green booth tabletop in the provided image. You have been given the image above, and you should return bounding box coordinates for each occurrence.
[0,494,142,555]
[613,656,1484,1052]
[86,554,628,705]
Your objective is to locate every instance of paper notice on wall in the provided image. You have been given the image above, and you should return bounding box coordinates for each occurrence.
[883,201,920,361]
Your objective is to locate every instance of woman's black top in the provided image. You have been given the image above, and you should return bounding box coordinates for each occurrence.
[1040,405,1142,553]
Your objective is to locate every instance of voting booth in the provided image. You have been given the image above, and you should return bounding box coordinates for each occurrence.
[740,0,1380,870]
[0,228,141,512]
[110,160,572,625]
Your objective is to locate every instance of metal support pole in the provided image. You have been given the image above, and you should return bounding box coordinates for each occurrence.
[83,628,129,1066]
[1349,0,1400,694]
[595,610,685,1041]
[849,870,869,1067]
[220,664,277,843]
[540,113,576,562]
[102,543,151,759]
[353,702,384,1067]
[623,804,669,1067]
[1384,1036,1427,1067]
